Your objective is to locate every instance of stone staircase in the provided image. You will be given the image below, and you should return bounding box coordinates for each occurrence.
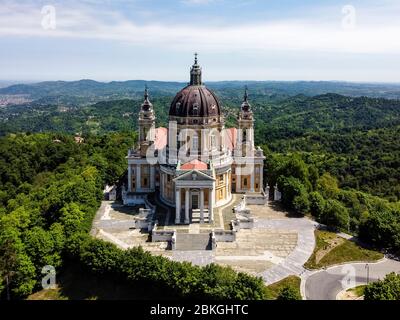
[191,209,210,224]
[175,233,212,251]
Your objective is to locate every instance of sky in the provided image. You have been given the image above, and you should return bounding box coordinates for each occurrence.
[1,0,400,82]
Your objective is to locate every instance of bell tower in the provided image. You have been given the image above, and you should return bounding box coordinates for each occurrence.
[236,86,254,155]
[138,86,156,157]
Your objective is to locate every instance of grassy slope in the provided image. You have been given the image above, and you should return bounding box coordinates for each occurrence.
[266,276,301,300]
[304,230,383,270]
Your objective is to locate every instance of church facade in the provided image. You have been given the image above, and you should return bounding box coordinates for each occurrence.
[127,55,265,225]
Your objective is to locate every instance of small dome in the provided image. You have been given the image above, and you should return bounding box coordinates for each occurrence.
[169,85,221,118]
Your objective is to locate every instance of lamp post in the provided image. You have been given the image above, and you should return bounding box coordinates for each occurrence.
[365,263,370,284]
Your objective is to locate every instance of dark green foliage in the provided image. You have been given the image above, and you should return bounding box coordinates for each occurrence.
[277,286,302,300]
[72,238,267,300]
[359,206,400,251]
[309,192,326,219]
[364,273,400,300]
[321,200,350,232]
[0,132,268,300]
[276,176,310,216]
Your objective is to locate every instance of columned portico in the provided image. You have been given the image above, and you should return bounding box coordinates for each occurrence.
[173,169,215,225]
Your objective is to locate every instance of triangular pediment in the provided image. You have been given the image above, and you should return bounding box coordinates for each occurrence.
[174,170,215,182]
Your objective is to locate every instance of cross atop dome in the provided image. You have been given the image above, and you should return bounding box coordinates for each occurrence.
[190,52,202,85]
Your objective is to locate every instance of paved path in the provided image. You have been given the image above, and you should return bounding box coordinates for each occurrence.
[304,258,400,300]
[256,218,317,284]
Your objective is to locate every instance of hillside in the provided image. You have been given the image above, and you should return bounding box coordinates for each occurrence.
[1,93,399,201]
[2,80,400,103]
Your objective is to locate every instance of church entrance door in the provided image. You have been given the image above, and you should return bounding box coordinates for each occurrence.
[191,194,199,210]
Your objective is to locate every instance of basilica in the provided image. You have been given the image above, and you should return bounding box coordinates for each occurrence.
[126,55,265,225]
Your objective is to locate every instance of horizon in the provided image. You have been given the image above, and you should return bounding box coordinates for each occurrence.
[1,1,400,82]
[3,78,400,86]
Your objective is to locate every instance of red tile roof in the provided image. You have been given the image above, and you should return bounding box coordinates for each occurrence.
[180,159,208,170]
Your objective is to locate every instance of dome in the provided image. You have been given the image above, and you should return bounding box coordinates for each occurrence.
[169,53,222,119]
[169,85,221,118]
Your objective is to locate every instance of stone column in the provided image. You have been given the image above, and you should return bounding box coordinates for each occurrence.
[128,165,132,192]
[236,166,241,192]
[259,165,264,193]
[250,164,255,193]
[208,188,214,223]
[185,188,190,224]
[150,165,155,190]
[200,189,204,224]
[136,164,141,191]
[225,172,229,198]
[175,188,181,224]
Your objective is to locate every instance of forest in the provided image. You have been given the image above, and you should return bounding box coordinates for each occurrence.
[1,87,400,299]
[0,133,267,300]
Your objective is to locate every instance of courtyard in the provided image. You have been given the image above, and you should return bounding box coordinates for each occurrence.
[90,197,317,284]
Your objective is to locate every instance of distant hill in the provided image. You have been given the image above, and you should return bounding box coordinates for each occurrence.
[2,79,400,102]
[1,92,400,200]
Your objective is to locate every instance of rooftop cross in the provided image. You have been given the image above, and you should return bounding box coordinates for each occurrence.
[144,84,149,101]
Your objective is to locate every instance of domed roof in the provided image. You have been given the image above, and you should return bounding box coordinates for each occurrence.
[169,85,221,118]
[169,53,222,118]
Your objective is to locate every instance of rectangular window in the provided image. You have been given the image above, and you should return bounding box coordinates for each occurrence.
[193,135,199,151]
[210,135,216,148]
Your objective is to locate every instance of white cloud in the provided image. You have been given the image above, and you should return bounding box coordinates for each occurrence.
[1,1,400,55]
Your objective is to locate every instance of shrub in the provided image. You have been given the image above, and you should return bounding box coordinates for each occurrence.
[364,273,400,300]
[321,199,350,231]
[309,191,326,219]
[277,286,302,300]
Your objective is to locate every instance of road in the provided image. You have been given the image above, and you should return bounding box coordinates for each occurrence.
[304,258,400,300]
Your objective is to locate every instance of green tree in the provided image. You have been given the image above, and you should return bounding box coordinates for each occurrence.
[277,286,302,300]
[309,191,326,219]
[277,176,308,213]
[293,193,310,215]
[317,172,340,199]
[322,199,350,231]
[60,203,86,236]
[359,207,400,251]
[364,273,400,300]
